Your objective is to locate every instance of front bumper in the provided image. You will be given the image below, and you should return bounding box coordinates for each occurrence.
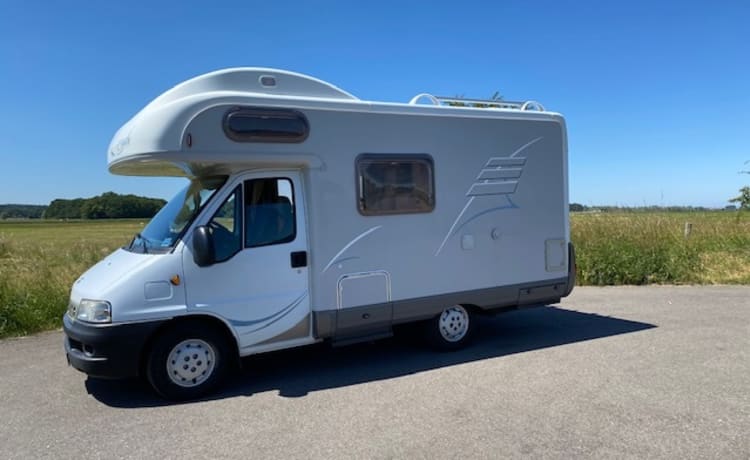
[63,314,165,379]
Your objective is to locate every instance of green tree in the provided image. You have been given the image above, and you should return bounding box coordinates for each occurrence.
[729,186,750,210]
[44,198,85,219]
[730,161,750,210]
[570,203,585,212]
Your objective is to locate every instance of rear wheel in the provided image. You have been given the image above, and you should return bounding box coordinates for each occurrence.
[425,304,474,350]
[146,324,230,400]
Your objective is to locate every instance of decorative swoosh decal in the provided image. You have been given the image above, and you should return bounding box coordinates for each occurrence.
[228,290,308,329]
[239,291,309,336]
[323,225,382,272]
[435,197,475,256]
[435,137,542,256]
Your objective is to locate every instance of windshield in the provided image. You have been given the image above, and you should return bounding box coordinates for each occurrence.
[126,176,227,253]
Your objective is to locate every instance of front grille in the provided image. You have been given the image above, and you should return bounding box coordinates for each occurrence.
[68,337,83,352]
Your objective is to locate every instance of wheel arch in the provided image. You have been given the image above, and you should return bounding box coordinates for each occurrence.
[139,313,240,376]
[460,303,483,314]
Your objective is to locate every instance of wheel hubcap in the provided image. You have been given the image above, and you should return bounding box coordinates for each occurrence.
[166,339,216,388]
[439,305,469,342]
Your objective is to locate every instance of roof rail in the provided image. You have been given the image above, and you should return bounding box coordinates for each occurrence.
[409,94,545,112]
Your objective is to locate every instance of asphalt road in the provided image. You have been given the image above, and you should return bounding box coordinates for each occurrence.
[1,286,748,459]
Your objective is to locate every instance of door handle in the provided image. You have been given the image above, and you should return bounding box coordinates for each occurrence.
[291,251,308,268]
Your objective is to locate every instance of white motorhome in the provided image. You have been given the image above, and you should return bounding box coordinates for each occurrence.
[63,68,575,399]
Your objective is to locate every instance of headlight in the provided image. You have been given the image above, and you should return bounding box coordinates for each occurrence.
[76,299,112,323]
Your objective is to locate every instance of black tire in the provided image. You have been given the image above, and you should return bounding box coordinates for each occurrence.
[424,304,475,351]
[146,323,231,400]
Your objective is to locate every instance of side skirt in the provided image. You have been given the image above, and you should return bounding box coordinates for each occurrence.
[314,277,569,341]
[238,314,319,357]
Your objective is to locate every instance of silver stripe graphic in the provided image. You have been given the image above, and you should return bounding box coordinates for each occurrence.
[434,196,475,256]
[486,157,527,167]
[467,181,519,196]
[477,168,523,180]
[323,225,382,273]
[510,137,542,157]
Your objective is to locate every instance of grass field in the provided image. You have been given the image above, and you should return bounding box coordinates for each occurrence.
[0,220,144,338]
[1,213,748,338]
[573,212,750,285]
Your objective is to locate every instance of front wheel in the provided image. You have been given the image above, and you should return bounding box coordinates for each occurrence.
[425,304,474,351]
[146,324,230,400]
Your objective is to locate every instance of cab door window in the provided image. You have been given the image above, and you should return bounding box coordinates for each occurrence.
[206,186,242,262]
[245,178,296,248]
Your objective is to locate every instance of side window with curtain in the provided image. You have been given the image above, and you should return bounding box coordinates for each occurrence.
[245,178,296,248]
[357,155,435,215]
[206,186,242,262]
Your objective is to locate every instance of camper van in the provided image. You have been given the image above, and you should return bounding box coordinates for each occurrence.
[63,68,575,399]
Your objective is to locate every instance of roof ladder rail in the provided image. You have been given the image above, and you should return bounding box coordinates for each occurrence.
[520,100,545,112]
[408,93,442,105]
[434,96,524,109]
[408,94,547,112]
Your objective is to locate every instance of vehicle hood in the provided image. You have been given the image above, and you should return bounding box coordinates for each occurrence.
[73,248,153,296]
[70,247,187,323]
[70,247,172,306]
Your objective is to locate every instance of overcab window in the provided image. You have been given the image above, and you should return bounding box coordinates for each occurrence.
[356,155,435,215]
[223,107,309,143]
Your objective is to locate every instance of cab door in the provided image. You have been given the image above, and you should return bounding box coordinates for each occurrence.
[182,171,311,352]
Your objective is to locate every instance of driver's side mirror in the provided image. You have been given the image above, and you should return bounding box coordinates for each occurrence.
[192,226,215,267]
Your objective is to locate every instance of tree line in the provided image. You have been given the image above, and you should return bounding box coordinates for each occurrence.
[569,204,738,213]
[0,204,47,219]
[0,192,166,220]
[3,195,745,220]
[43,192,166,219]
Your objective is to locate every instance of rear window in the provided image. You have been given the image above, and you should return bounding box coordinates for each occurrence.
[223,107,309,143]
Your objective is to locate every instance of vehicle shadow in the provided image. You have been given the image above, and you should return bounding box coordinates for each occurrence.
[85,305,656,408]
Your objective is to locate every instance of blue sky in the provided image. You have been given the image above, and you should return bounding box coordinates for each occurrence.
[1,0,748,207]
